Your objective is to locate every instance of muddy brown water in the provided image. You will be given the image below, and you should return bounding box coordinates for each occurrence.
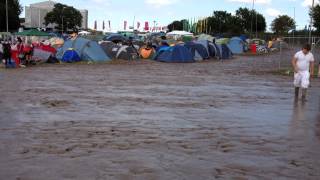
[0,51,320,180]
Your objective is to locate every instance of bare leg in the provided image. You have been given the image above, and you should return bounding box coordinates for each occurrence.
[301,88,307,102]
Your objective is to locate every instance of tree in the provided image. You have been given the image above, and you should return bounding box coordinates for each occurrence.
[44,3,82,32]
[310,4,320,33]
[236,7,266,33]
[0,0,22,31]
[271,15,295,35]
[168,20,186,32]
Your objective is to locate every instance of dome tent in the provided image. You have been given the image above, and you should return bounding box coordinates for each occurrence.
[57,37,111,62]
[153,45,194,63]
[227,37,247,54]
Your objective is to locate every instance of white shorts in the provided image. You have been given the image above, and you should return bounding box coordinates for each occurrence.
[294,71,310,88]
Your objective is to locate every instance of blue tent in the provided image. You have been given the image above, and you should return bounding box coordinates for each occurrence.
[216,44,233,59]
[61,49,81,63]
[57,37,111,62]
[153,45,194,63]
[184,42,209,60]
[227,37,246,54]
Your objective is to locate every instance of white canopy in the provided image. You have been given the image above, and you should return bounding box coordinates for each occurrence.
[167,31,193,36]
[78,31,91,35]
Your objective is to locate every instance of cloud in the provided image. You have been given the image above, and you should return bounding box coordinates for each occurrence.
[266,8,282,17]
[227,0,271,4]
[302,0,319,7]
[145,0,179,7]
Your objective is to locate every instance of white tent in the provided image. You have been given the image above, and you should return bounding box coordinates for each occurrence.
[167,31,193,36]
[78,31,91,35]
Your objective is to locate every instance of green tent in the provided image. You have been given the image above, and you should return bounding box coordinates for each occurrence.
[216,38,230,45]
[15,29,51,37]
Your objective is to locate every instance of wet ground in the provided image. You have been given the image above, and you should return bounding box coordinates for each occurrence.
[0,49,320,180]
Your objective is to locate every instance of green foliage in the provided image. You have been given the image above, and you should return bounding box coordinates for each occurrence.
[271,15,295,35]
[167,7,267,36]
[44,3,82,32]
[0,0,22,31]
[310,4,320,33]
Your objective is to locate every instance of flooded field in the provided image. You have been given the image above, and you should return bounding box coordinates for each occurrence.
[0,51,319,180]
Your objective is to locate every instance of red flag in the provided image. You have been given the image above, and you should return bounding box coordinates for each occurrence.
[94,20,97,30]
[144,21,149,31]
[102,21,105,30]
[124,21,127,30]
[137,22,141,29]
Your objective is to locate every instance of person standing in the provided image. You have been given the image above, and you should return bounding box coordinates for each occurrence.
[3,40,11,67]
[0,39,3,64]
[292,44,315,101]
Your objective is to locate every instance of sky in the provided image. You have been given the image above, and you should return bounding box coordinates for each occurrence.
[20,0,317,31]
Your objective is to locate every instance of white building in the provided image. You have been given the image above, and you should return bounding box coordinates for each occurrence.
[25,0,88,29]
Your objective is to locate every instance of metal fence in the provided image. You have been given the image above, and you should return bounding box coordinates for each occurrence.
[276,36,320,70]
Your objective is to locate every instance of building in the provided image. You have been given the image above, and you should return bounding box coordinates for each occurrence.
[24,0,88,30]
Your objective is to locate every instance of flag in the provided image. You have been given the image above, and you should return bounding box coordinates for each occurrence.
[108,20,111,29]
[94,20,97,30]
[102,21,105,30]
[144,21,149,31]
[137,22,141,29]
[124,21,127,30]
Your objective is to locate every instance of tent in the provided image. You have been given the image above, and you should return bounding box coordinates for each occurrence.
[227,37,246,54]
[216,38,230,45]
[139,47,155,59]
[217,44,233,59]
[56,37,111,62]
[153,45,194,63]
[197,34,215,42]
[208,42,221,59]
[61,49,81,63]
[79,31,91,35]
[115,45,139,60]
[167,31,193,36]
[100,41,121,59]
[184,41,209,61]
[15,29,51,37]
[103,34,127,43]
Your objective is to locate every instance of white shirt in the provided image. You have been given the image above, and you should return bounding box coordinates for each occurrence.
[294,50,314,72]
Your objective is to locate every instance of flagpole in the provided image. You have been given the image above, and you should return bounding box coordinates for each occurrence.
[309,0,315,44]
[6,0,9,32]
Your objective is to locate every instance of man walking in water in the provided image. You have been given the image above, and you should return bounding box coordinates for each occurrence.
[292,44,315,101]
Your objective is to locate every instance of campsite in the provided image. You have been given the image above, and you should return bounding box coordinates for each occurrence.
[1,43,320,179]
[1,0,320,179]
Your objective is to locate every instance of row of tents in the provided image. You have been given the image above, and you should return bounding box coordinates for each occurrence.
[53,37,234,63]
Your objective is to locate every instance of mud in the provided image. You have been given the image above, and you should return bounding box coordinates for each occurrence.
[0,49,320,180]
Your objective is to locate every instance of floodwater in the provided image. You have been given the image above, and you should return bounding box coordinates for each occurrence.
[0,53,319,180]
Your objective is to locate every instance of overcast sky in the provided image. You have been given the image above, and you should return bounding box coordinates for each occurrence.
[20,0,316,31]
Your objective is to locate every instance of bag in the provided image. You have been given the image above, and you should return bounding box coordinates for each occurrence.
[18,53,25,59]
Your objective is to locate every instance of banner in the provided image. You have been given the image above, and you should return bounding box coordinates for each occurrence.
[108,20,111,29]
[144,21,149,31]
[102,21,105,30]
[124,21,127,30]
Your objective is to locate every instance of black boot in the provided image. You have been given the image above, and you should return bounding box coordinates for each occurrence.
[301,88,307,101]
[295,87,300,99]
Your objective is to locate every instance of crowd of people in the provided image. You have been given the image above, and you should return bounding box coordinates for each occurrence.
[0,37,47,68]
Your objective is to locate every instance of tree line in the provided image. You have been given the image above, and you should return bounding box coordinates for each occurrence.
[168,4,320,36]
[2,0,320,36]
